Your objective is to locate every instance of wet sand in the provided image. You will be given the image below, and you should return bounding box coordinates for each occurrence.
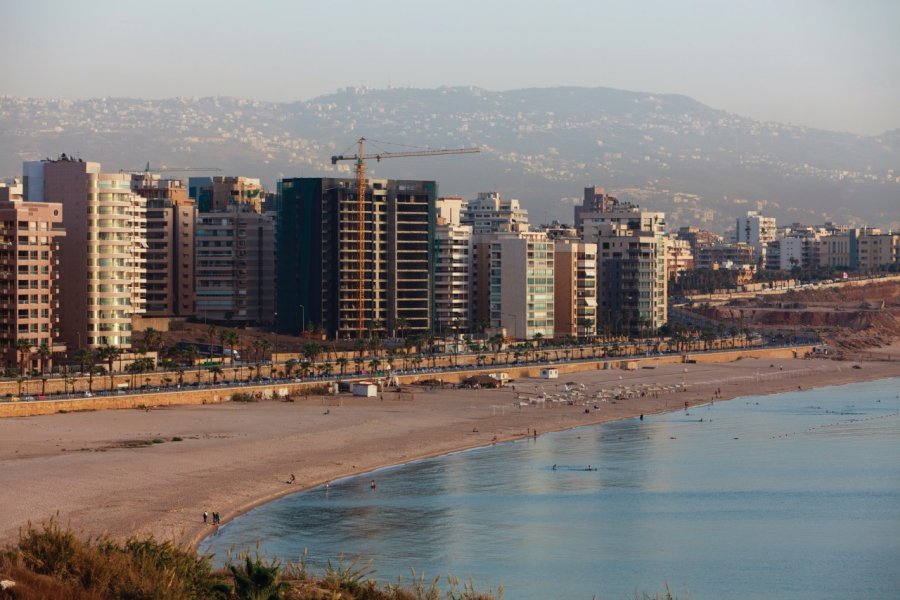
[1,355,897,550]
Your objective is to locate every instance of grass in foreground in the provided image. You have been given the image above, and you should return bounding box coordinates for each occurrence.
[0,520,501,599]
[0,521,689,599]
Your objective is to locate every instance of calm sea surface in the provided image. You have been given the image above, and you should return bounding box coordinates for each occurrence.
[203,378,900,599]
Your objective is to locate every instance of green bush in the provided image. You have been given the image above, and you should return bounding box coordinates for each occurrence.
[5,518,230,599]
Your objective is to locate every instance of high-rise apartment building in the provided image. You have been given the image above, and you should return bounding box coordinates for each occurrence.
[24,157,146,350]
[488,231,555,340]
[0,200,66,371]
[736,210,776,268]
[130,174,196,317]
[465,192,532,333]
[461,192,529,234]
[553,240,597,339]
[576,188,668,335]
[195,205,275,323]
[433,197,472,335]
[277,177,435,339]
[593,222,666,337]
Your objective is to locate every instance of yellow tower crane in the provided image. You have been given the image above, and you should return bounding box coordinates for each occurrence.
[331,138,479,336]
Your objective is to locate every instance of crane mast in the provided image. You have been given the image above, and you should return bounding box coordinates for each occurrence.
[330,138,479,337]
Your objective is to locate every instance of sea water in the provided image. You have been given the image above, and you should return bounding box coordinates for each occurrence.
[202,378,900,599]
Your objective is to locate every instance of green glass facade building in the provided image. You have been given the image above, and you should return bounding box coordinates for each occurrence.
[276,177,436,340]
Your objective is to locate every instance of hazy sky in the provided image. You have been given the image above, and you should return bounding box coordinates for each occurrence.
[2,0,899,134]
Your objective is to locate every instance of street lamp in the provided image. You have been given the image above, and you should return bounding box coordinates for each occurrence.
[298,304,305,335]
[272,311,278,378]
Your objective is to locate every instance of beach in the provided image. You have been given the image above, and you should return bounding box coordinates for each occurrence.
[1,354,898,550]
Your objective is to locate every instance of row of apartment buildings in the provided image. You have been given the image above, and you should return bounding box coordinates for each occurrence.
[2,154,895,370]
[672,211,900,274]
[276,182,667,342]
[0,156,276,369]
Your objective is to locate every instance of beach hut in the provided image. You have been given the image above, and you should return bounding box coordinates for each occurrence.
[540,368,559,379]
[352,382,378,397]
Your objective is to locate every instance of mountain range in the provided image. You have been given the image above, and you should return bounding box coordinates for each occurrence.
[1,86,898,233]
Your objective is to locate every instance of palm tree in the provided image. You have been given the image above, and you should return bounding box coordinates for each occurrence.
[37,342,52,386]
[394,316,409,340]
[385,348,397,372]
[218,328,230,363]
[208,365,223,384]
[38,342,53,377]
[302,342,322,366]
[97,345,121,391]
[353,355,364,374]
[256,339,273,377]
[336,356,349,377]
[206,324,218,359]
[368,356,382,374]
[16,339,32,378]
[224,330,240,365]
[83,351,97,392]
[140,327,163,354]
[298,360,312,379]
[74,348,91,376]
[284,358,298,379]
[229,555,290,600]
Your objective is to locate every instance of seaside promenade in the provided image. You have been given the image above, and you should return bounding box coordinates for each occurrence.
[1,346,897,551]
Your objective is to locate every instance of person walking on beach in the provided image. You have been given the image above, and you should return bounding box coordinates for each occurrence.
[203,511,208,524]
[370,479,377,489]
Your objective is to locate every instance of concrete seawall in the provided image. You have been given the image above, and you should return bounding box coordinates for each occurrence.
[0,346,812,418]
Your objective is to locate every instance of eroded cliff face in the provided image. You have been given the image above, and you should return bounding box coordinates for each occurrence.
[695,280,900,352]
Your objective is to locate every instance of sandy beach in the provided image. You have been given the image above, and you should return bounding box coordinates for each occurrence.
[1,354,898,551]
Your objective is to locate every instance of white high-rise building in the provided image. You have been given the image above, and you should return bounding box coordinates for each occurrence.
[433,197,472,335]
[488,230,554,341]
[462,191,529,234]
[736,210,776,267]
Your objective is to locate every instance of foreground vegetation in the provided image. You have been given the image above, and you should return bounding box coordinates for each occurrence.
[0,521,503,600]
[0,521,688,599]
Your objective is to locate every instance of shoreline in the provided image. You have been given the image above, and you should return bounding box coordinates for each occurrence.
[188,358,900,551]
[1,353,898,553]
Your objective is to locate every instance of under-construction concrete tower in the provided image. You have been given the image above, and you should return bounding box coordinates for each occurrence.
[277,177,436,340]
